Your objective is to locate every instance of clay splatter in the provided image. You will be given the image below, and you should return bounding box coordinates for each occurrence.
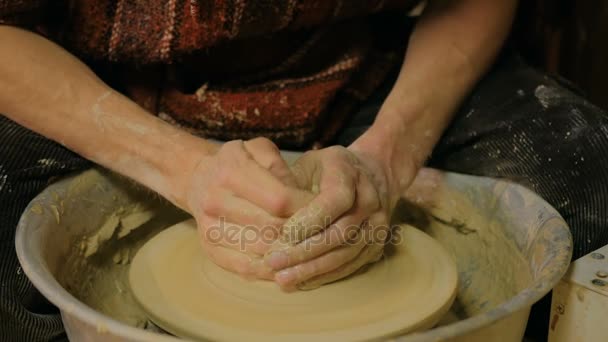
[535,85,562,109]
[38,158,61,167]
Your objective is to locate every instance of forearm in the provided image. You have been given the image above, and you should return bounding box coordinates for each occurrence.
[0,26,217,209]
[352,0,518,191]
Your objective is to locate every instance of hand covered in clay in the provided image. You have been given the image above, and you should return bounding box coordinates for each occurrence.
[264,146,393,289]
[186,138,313,280]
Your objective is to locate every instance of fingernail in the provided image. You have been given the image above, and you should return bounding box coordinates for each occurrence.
[265,251,288,270]
[276,269,296,285]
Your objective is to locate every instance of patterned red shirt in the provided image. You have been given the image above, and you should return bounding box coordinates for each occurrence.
[1,0,419,147]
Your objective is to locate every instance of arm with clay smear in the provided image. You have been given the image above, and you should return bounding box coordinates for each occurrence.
[0,25,312,279]
[352,0,519,200]
[0,25,213,209]
[265,0,520,289]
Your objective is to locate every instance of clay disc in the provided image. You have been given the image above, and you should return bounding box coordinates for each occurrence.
[129,220,457,341]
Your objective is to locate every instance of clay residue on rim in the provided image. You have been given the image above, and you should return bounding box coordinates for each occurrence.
[396,170,533,322]
[49,170,188,329]
[59,204,187,328]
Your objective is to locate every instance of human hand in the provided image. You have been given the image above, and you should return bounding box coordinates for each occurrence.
[185,138,314,280]
[263,146,401,289]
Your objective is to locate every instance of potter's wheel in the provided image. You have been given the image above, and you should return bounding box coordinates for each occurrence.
[129,219,457,341]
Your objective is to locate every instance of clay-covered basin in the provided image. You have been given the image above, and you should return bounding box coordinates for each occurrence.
[16,164,572,341]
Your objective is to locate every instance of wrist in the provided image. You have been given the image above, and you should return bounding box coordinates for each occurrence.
[164,135,219,212]
[349,122,420,207]
[351,92,453,188]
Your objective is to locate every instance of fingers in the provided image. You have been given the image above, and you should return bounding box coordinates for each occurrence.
[279,160,357,245]
[298,214,388,289]
[274,236,367,288]
[265,214,361,270]
[199,214,277,256]
[194,139,315,273]
[243,137,298,187]
[298,239,385,290]
[202,242,275,281]
[266,172,380,269]
[274,211,390,289]
[200,190,284,230]
[221,142,313,217]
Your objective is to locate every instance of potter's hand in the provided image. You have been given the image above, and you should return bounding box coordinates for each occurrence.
[264,146,392,289]
[186,138,313,280]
